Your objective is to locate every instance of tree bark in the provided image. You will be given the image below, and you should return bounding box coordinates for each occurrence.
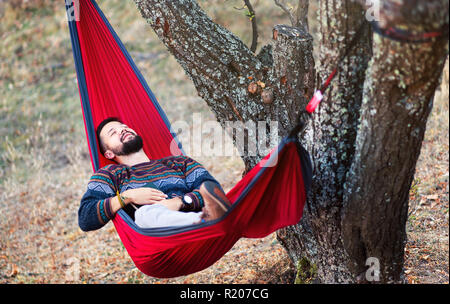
[341,1,449,283]
[132,0,449,283]
[279,0,448,283]
[133,0,315,170]
[277,0,373,283]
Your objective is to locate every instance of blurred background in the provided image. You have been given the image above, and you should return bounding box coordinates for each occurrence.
[0,0,448,283]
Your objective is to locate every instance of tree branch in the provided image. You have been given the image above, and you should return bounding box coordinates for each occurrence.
[133,0,260,120]
[273,0,309,30]
[243,0,258,53]
[133,0,315,170]
[296,0,309,31]
[274,0,297,27]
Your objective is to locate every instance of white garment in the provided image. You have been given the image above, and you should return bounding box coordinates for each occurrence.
[134,204,203,228]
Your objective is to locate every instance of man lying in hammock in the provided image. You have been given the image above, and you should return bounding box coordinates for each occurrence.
[78,117,231,232]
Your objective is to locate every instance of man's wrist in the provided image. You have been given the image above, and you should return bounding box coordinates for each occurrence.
[121,194,132,205]
[177,197,184,210]
[162,197,183,211]
[120,190,134,204]
[180,192,202,212]
[116,190,129,208]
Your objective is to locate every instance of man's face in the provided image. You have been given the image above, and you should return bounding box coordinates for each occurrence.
[99,121,143,159]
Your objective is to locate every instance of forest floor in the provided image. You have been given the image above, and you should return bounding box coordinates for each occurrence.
[0,0,448,284]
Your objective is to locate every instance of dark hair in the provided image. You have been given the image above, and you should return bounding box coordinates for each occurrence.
[96,117,123,155]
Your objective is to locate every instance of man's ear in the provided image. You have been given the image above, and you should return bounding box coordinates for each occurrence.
[104,150,115,160]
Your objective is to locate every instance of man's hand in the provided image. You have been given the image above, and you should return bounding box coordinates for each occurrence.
[122,188,168,205]
[155,197,183,211]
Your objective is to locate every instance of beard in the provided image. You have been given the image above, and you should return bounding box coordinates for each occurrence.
[112,134,144,156]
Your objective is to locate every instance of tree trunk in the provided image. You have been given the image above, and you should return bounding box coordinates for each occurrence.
[279,0,449,283]
[341,1,449,283]
[132,0,314,170]
[132,0,449,283]
[277,0,373,283]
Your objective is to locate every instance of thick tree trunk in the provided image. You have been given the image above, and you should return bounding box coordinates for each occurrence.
[132,0,449,283]
[279,0,448,283]
[341,2,449,283]
[277,0,373,283]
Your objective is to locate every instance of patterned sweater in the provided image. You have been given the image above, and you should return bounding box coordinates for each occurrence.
[78,155,220,231]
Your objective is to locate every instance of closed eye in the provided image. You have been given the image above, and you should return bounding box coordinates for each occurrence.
[107,128,116,137]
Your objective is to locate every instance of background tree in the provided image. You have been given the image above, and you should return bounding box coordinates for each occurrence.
[131,0,449,283]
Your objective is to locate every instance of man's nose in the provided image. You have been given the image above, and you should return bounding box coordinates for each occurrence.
[120,127,134,136]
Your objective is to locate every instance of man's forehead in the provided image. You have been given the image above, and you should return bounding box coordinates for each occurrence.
[102,121,126,135]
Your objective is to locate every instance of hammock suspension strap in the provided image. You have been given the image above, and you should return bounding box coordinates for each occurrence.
[371,21,449,44]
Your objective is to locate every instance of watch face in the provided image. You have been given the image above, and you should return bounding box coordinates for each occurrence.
[183,195,193,204]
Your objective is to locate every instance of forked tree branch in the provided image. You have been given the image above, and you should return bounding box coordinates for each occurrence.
[274,0,309,30]
[274,0,296,27]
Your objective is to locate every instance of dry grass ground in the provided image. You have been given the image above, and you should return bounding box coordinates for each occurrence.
[403,60,449,284]
[0,0,448,284]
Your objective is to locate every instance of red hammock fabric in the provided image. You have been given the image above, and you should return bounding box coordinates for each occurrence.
[114,141,307,277]
[73,0,178,169]
[67,0,311,278]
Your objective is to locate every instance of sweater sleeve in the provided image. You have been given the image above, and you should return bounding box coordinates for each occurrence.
[161,156,224,210]
[78,167,117,232]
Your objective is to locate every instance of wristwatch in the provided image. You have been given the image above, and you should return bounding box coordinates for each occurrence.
[182,194,193,206]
